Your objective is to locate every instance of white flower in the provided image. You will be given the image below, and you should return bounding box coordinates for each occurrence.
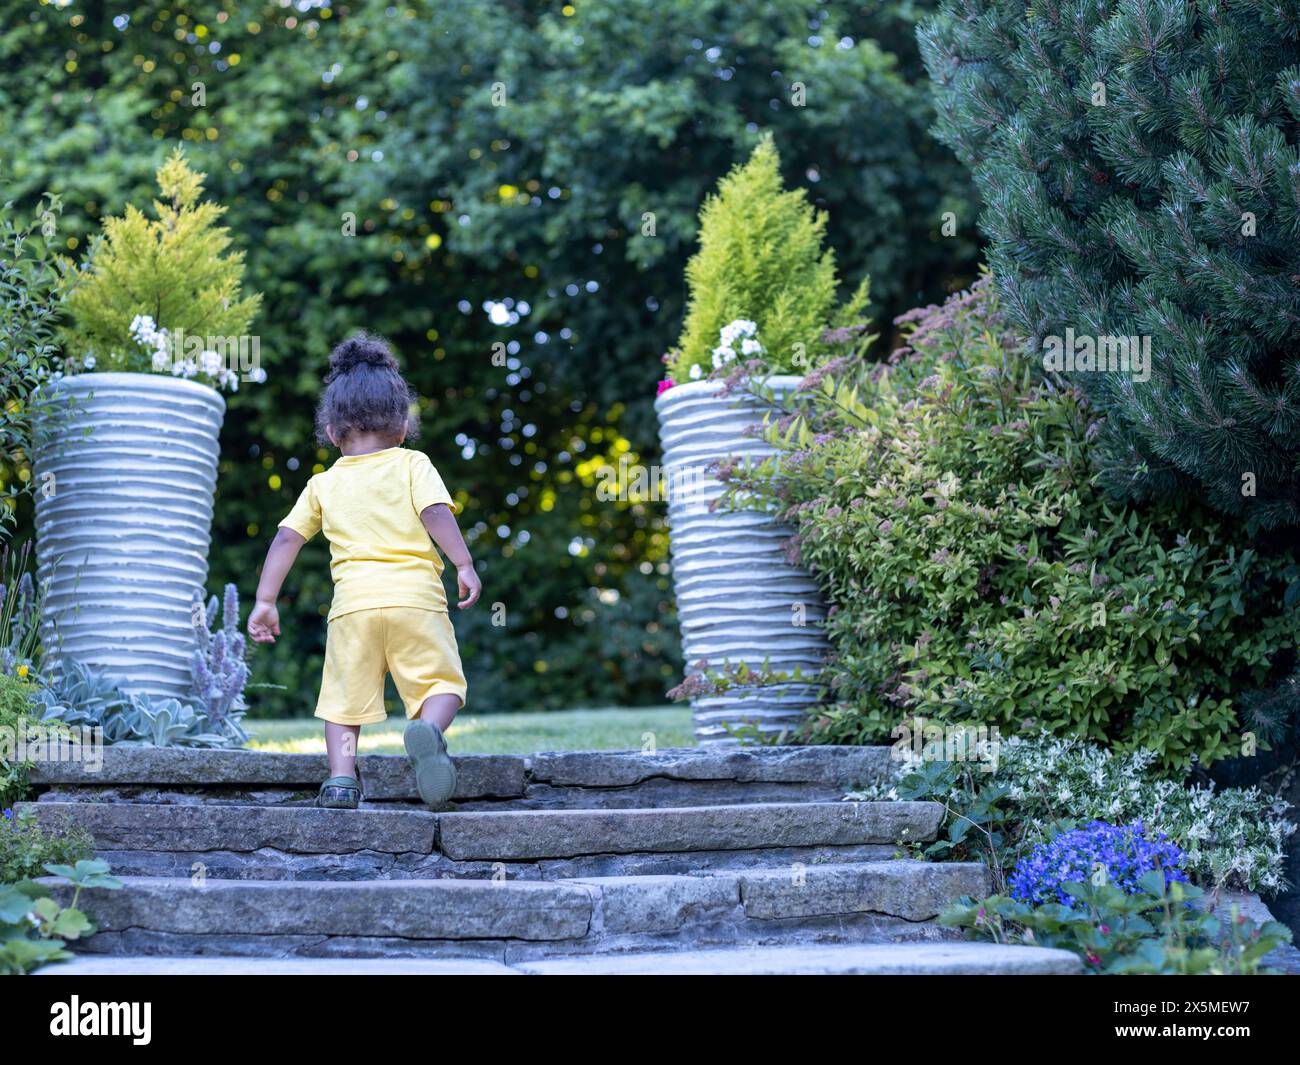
[688,364,703,380]
[715,320,761,366]
[129,314,157,340]
[247,366,267,384]
[718,318,757,348]
[82,355,96,369]
[152,348,172,372]
[200,350,224,377]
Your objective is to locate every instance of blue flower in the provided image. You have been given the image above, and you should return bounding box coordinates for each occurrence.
[1009,821,1188,907]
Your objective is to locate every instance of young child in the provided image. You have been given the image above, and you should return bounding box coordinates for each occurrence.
[247,333,481,810]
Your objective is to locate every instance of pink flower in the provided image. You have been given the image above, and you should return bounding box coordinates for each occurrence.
[656,378,675,396]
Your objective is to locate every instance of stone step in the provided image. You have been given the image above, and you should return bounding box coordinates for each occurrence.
[36,956,518,975]
[28,744,894,809]
[19,799,939,863]
[89,841,905,882]
[46,860,987,960]
[513,941,1084,975]
[36,940,1082,976]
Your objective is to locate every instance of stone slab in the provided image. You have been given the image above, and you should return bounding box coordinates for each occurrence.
[514,941,1084,975]
[34,955,517,975]
[573,874,739,934]
[90,842,901,882]
[435,801,941,860]
[41,876,593,941]
[28,747,526,801]
[526,746,893,788]
[734,861,988,921]
[18,801,437,854]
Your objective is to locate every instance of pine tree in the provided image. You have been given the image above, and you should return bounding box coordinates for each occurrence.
[670,134,867,382]
[62,147,260,373]
[921,0,1300,531]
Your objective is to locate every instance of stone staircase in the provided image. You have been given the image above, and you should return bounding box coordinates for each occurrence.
[23,745,1081,974]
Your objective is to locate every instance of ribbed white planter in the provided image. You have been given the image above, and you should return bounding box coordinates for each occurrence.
[32,372,225,699]
[655,375,828,743]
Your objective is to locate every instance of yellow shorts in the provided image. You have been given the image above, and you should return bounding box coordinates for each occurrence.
[315,607,467,727]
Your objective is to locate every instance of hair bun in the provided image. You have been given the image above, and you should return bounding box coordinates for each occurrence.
[327,333,399,379]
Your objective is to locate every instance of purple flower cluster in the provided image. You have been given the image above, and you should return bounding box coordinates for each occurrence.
[1009,821,1188,907]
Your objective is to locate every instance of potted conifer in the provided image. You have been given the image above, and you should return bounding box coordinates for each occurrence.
[655,135,870,742]
[33,149,262,698]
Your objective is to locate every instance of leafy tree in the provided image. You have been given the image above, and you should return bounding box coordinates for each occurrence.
[0,0,975,714]
[921,0,1300,531]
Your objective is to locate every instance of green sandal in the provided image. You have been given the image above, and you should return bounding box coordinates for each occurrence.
[404,719,457,806]
[317,767,364,810]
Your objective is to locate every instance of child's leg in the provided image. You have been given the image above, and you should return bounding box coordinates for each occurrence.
[324,721,361,778]
[418,693,462,733]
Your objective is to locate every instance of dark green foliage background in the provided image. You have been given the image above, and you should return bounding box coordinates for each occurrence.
[921,0,1300,531]
[0,0,977,715]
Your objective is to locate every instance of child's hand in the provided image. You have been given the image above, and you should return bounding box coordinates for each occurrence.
[248,600,281,643]
[456,562,481,609]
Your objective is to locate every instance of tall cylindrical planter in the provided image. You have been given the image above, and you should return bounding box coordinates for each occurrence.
[32,372,225,699]
[655,375,828,743]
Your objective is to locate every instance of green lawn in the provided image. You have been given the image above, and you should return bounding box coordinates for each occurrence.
[243,705,694,755]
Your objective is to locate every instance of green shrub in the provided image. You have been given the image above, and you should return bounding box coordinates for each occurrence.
[0,858,121,975]
[0,187,66,534]
[0,671,39,808]
[668,134,869,383]
[727,279,1298,770]
[0,806,93,885]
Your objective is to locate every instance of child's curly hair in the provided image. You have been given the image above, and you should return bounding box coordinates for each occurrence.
[314,332,419,445]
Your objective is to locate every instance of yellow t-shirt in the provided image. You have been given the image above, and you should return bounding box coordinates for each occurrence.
[278,447,458,620]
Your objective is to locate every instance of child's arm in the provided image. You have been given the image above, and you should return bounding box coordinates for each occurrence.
[248,527,308,643]
[420,503,481,609]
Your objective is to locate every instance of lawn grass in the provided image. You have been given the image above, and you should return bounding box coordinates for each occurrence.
[244,704,694,755]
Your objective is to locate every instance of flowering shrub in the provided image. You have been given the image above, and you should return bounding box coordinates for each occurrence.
[859,734,1294,894]
[1008,821,1187,907]
[943,872,1293,975]
[727,278,1299,770]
